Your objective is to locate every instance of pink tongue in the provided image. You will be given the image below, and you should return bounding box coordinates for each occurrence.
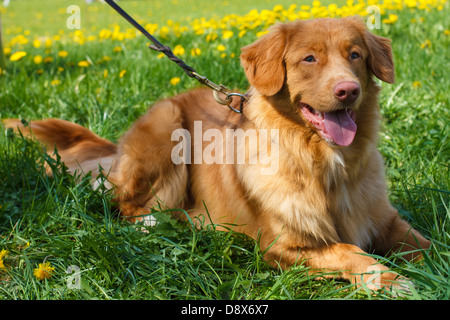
[323,110,357,146]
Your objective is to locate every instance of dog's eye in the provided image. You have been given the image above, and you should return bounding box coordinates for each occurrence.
[304,55,316,63]
[350,52,360,60]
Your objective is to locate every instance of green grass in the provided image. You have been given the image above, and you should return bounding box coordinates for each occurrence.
[1,0,344,38]
[0,0,449,300]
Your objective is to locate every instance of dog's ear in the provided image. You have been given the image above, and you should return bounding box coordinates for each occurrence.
[240,24,288,96]
[365,32,395,83]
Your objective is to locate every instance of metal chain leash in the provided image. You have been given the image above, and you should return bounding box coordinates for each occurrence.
[104,0,247,113]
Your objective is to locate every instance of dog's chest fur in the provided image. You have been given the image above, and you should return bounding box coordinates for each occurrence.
[238,129,380,250]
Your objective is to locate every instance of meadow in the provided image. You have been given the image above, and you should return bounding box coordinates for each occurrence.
[0,0,448,300]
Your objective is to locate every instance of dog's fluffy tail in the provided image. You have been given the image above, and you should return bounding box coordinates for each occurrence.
[3,119,117,181]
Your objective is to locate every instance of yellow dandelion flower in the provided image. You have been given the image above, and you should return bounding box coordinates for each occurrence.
[173,44,185,56]
[190,48,201,57]
[58,50,68,58]
[273,4,284,11]
[405,0,418,8]
[444,30,450,35]
[298,11,311,20]
[103,69,108,78]
[44,38,52,48]
[195,27,205,36]
[206,33,218,42]
[420,39,431,49]
[157,53,165,59]
[389,14,398,24]
[0,249,8,260]
[33,55,43,64]
[1,249,9,270]
[412,81,422,89]
[51,79,61,86]
[99,29,112,40]
[33,262,55,281]
[222,30,234,40]
[10,51,27,62]
[102,56,111,62]
[119,69,127,78]
[78,60,90,67]
[113,46,122,53]
[58,67,64,72]
[4,47,11,56]
[256,30,269,38]
[217,44,226,52]
[328,3,338,12]
[33,39,41,48]
[11,34,28,46]
[383,14,398,24]
[159,26,170,39]
[170,77,181,85]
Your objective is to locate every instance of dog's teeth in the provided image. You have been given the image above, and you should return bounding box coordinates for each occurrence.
[314,110,323,119]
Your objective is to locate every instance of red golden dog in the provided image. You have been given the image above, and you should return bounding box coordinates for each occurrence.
[5,17,430,290]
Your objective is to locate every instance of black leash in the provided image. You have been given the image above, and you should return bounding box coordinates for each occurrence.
[104,0,247,113]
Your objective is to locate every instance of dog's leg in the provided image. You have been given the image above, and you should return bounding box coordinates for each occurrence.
[266,242,404,290]
[372,214,431,262]
[108,99,188,225]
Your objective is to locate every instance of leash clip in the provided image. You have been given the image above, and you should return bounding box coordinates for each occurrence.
[225,92,248,114]
[192,72,246,113]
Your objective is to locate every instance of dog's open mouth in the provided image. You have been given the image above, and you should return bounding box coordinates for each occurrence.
[300,103,357,147]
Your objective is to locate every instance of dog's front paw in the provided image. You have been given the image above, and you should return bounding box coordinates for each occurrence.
[358,265,413,296]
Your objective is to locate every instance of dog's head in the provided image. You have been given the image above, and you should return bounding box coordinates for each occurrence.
[240,17,394,147]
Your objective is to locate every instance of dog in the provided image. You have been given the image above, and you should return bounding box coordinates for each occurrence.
[4,16,430,290]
